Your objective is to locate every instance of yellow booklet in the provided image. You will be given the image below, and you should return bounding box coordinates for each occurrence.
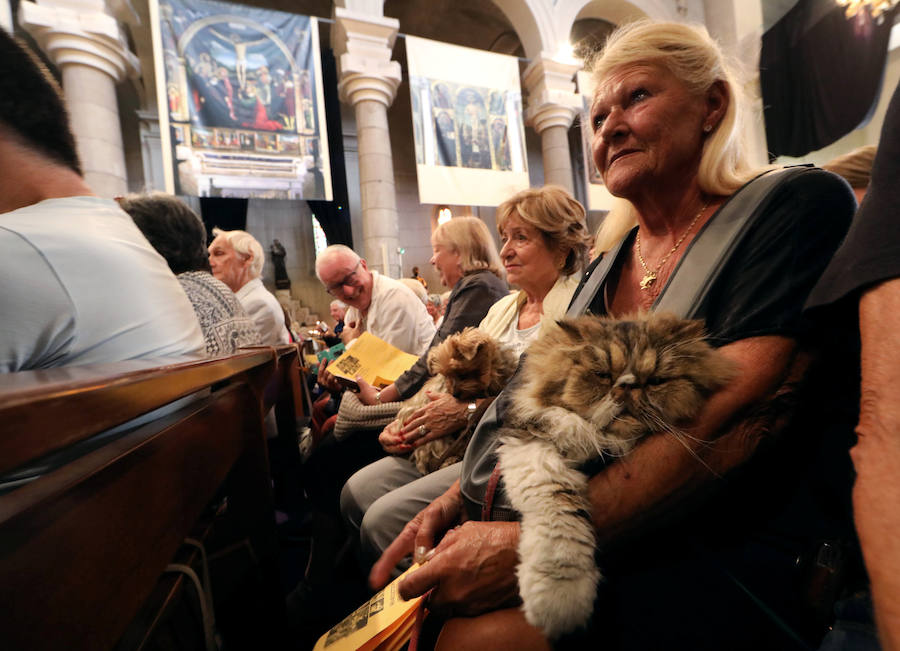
[312,565,424,651]
[327,332,420,391]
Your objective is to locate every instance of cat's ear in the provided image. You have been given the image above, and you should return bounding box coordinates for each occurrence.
[651,313,706,341]
[673,318,707,341]
[556,318,582,341]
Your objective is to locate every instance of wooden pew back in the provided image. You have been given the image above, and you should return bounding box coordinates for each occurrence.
[0,349,284,650]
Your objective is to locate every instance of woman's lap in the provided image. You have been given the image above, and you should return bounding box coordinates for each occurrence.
[342,460,461,570]
[341,455,425,533]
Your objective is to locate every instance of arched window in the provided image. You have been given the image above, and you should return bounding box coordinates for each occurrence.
[311,214,328,256]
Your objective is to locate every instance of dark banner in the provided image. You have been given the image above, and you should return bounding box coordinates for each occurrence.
[153,0,332,199]
[761,0,895,158]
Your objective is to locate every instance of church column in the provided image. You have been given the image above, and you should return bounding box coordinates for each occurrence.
[19,0,139,197]
[523,56,582,194]
[332,8,402,277]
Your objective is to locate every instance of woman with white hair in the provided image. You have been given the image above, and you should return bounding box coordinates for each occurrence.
[208,227,290,345]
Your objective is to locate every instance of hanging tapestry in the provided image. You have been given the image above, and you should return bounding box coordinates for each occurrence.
[150,0,332,199]
[406,36,528,206]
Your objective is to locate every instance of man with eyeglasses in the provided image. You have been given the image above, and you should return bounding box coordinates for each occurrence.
[315,245,435,360]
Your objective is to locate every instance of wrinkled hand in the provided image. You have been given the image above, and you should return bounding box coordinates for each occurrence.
[398,521,522,617]
[400,392,468,447]
[356,376,379,405]
[379,419,412,455]
[317,358,343,393]
[369,480,464,590]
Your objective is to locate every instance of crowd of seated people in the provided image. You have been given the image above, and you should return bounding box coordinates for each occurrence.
[305,19,882,651]
[8,15,900,651]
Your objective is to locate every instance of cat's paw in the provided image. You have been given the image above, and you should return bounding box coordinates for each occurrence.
[518,558,600,639]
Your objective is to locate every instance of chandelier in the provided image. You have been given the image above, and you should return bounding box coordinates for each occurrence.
[836,0,899,23]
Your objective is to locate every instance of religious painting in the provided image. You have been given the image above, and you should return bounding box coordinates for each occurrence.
[406,36,528,206]
[412,78,521,173]
[151,0,332,199]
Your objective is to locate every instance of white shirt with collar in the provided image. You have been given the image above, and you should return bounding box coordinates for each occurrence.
[345,271,435,357]
[236,277,290,345]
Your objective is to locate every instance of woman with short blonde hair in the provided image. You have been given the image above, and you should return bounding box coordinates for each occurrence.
[496,185,589,276]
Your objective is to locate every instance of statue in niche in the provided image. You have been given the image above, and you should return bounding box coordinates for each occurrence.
[270,238,290,289]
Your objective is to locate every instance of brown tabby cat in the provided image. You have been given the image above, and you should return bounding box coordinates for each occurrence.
[496,312,735,638]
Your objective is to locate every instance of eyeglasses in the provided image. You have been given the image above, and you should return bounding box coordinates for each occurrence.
[325,260,362,296]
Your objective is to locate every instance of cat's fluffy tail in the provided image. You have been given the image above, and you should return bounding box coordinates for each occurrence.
[498,435,600,639]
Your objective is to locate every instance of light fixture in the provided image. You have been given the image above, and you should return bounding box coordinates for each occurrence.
[555,42,577,63]
[836,0,899,23]
[437,207,452,224]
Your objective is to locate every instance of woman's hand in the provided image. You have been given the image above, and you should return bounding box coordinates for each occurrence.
[355,377,379,405]
[379,419,412,455]
[397,521,522,617]
[316,358,343,393]
[369,480,464,589]
[400,391,468,447]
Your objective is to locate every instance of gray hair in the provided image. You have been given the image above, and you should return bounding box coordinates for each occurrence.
[211,227,265,279]
[315,244,360,282]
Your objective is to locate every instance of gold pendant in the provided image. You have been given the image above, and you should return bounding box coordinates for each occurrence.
[639,272,657,290]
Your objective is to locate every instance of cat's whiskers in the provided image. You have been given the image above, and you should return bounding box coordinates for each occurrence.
[659,337,709,357]
[642,411,722,478]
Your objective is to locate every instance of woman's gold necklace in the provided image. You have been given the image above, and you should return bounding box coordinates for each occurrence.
[635,201,708,291]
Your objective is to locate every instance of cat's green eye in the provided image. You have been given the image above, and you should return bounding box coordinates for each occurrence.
[646,376,667,386]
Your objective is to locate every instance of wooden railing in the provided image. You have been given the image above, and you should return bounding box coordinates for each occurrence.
[0,345,305,650]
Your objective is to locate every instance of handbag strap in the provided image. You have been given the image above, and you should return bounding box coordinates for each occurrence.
[655,166,809,317]
[566,166,811,320]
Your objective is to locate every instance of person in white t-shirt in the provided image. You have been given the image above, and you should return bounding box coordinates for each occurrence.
[315,244,435,368]
[0,31,204,371]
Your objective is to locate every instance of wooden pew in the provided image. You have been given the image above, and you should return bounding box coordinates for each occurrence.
[0,349,286,650]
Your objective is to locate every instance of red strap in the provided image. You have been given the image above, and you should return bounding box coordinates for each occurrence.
[408,589,432,651]
[481,462,503,522]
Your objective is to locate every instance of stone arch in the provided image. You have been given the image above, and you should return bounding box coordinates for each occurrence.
[559,0,681,53]
[490,0,553,59]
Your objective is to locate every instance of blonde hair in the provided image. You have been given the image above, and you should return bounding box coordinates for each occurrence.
[590,20,762,253]
[496,185,589,276]
[211,227,265,279]
[823,145,877,189]
[432,215,504,279]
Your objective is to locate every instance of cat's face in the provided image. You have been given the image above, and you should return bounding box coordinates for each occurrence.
[527,313,734,439]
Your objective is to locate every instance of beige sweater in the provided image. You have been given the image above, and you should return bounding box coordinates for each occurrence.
[478,273,582,340]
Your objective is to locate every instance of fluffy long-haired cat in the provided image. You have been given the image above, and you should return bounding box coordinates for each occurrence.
[399,327,518,474]
[496,312,736,638]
